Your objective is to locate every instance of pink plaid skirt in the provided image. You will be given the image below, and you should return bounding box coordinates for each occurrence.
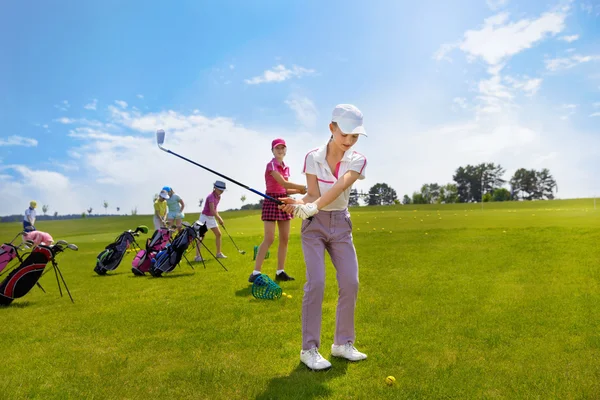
[262,193,293,221]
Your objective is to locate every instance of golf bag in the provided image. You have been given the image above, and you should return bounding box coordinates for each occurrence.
[94,226,147,275]
[0,232,32,276]
[149,222,207,277]
[131,228,171,276]
[0,241,77,306]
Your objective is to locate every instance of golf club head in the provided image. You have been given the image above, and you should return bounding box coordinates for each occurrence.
[55,240,68,246]
[135,225,149,234]
[182,221,191,228]
[239,250,246,255]
[156,129,165,148]
[67,244,79,251]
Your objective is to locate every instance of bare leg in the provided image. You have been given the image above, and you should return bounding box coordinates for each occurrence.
[254,221,276,272]
[276,220,291,272]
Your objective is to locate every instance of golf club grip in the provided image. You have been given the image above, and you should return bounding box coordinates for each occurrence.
[166,149,283,204]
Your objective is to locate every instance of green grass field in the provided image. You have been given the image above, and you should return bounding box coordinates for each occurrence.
[1,199,599,399]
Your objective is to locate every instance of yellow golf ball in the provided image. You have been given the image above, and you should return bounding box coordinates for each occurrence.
[385,376,396,386]
[282,292,287,297]
[287,295,292,299]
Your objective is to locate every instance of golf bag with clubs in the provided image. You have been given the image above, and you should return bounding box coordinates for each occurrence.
[131,227,171,276]
[94,226,148,275]
[0,232,32,275]
[149,222,207,277]
[0,240,78,306]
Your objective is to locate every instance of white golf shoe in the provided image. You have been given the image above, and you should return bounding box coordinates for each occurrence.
[216,252,227,259]
[331,343,367,361]
[300,348,332,371]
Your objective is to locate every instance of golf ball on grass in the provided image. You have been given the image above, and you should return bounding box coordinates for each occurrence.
[385,376,396,386]
[287,295,292,299]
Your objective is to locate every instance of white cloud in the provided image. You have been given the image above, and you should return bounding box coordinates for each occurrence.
[559,34,579,42]
[136,94,144,99]
[0,108,319,216]
[453,97,468,109]
[590,112,600,117]
[285,95,318,128]
[55,100,71,111]
[436,9,568,66]
[0,136,38,147]
[545,54,600,71]
[115,100,128,109]
[229,64,235,70]
[84,99,98,110]
[486,0,508,11]
[244,64,315,85]
[55,117,76,124]
[559,103,577,120]
[504,76,542,96]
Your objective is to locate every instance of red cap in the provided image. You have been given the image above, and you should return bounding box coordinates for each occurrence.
[271,138,286,149]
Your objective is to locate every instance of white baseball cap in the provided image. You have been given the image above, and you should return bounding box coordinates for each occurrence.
[159,190,170,199]
[331,104,367,136]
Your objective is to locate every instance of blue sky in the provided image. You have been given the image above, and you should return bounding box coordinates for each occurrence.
[1,0,599,216]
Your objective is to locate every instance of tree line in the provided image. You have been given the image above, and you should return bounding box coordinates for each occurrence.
[354,163,557,206]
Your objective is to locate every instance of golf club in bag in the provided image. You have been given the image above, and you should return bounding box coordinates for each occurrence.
[94,225,148,275]
[131,227,171,276]
[0,231,34,276]
[150,221,210,277]
[0,240,78,306]
[220,224,246,255]
[155,129,283,205]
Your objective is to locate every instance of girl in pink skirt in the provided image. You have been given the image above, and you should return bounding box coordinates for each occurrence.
[248,138,306,283]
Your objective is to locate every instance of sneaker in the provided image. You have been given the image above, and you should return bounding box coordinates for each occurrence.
[194,256,203,262]
[216,252,227,259]
[248,273,261,283]
[331,343,367,361]
[300,348,332,371]
[275,271,295,281]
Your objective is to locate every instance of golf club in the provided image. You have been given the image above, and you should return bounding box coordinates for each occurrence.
[221,225,246,255]
[156,129,283,205]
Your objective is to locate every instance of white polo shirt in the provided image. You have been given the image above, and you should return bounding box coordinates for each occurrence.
[24,207,36,222]
[302,144,367,211]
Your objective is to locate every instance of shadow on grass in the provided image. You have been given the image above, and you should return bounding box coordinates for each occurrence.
[91,272,128,277]
[156,272,195,279]
[0,300,32,308]
[235,286,252,297]
[255,360,348,400]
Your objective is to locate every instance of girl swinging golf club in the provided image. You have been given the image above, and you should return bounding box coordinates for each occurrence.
[279,104,368,371]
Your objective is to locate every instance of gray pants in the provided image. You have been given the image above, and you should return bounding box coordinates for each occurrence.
[301,209,359,350]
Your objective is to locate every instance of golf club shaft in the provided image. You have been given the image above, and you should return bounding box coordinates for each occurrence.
[160,146,283,205]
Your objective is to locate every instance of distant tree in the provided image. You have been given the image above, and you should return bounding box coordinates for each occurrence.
[199,198,204,209]
[81,212,87,219]
[87,207,93,216]
[103,201,109,214]
[53,211,58,218]
[510,168,537,200]
[131,207,138,216]
[368,183,398,206]
[116,207,120,213]
[42,205,49,216]
[240,195,246,207]
[412,192,427,204]
[402,194,412,205]
[535,168,557,200]
[492,188,511,202]
[453,163,505,202]
[441,183,459,203]
[482,192,492,202]
[349,189,360,207]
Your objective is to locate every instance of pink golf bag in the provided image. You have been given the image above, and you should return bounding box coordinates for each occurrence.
[132,228,171,276]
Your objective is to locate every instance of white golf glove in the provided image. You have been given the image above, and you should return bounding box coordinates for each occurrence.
[294,203,319,220]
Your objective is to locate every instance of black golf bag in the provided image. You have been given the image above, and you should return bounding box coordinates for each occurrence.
[0,242,76,306]
[94,227,146,275]
[149,222,207,277]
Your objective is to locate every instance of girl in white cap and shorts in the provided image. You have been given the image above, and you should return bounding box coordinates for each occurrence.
[280,104,368,371]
